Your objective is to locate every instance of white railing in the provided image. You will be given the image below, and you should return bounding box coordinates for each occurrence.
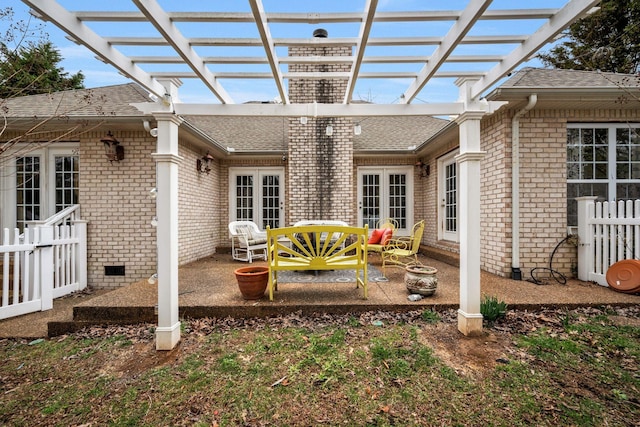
[577,197,640,286]
[0,206,87,320]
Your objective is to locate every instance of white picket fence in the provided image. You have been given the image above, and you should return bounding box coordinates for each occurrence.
[0,206,87,320]
[577,197,640,286]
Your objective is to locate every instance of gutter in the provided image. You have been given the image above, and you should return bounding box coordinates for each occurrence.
[511,93,537,280]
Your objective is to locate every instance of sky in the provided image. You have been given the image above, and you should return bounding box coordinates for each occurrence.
[2,0,572,105]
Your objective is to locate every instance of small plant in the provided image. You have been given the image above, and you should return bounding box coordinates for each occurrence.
[481,295,507,322]
[421,309,440,324]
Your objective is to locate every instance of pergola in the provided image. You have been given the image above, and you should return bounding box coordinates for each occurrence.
[22,0,600,350]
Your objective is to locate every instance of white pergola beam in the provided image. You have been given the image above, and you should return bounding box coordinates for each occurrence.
[249,0,289,104]
[148,71,485,80]
[172,102,466,117]
[22,0,167,98]
[132,0,234,104]
[402,0,492,104]
[344,0,378,104]
[74,9,560,23]
[103,35,528,47]
[470,0,602,100]
[132,54,504,65]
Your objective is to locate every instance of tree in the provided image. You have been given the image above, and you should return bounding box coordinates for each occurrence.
[0,7,84,98]
[538,0,640,74]
[0,41,84,98]
[0,7,102,164]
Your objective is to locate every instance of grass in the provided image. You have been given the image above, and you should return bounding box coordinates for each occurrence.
[0,307,638,426]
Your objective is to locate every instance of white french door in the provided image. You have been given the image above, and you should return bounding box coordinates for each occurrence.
[229,167,285,230]
[438,152,459,242]
[1,145,79,231]
[357,167,413,235]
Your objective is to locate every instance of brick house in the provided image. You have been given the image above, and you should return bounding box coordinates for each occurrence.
[3,65,639,291]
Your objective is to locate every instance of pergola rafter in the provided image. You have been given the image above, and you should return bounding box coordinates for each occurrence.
[401,0,492,104]
[131,0,233,104]
[24,0,600,105]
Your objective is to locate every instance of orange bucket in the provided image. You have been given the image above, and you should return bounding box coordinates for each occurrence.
[606,259,640,293]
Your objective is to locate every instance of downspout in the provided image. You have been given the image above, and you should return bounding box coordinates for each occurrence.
[511,93,537,280]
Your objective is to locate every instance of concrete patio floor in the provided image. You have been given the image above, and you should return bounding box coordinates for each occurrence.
[1,252,638,339]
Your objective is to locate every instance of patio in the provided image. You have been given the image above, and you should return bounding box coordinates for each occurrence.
[2,251,637,339]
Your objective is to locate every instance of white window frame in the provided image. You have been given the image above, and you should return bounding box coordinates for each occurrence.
[438,150,459,242]
[228,167,285,230]
[567,123,640,226]
[356,166,414,236]
[0,143,79,231]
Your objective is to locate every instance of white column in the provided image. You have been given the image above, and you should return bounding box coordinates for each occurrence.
[152,112,184,350]
[576,196,597,281]
[455,111,486,336]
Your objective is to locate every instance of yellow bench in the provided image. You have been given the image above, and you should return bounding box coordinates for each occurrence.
[266,224,369,301]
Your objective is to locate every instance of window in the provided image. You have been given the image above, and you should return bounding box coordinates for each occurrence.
[16,156,41,231]
[1,145,79,232]
[438,151,459,242]
[357,167,413,234]
[229,168,284,230]
[53,154,79,212]
[567,124,640,226]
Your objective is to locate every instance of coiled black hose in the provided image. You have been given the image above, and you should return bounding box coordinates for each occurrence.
[528,235,574,285]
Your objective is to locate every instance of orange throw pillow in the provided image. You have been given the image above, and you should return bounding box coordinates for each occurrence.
[368,228,385,244]
[380,228,393,246]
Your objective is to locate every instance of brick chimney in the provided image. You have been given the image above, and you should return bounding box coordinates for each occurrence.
[287,29,355,223]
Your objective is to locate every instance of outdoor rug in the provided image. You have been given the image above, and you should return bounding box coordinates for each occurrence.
[277,264,388,284]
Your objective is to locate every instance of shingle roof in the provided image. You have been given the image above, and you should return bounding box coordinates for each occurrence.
[183,116,287,152]
[185,115,450,153]
[1,83,151,118]
[353,116,449,152]
[501,67,636,88]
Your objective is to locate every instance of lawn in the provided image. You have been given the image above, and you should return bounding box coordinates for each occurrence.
[1,306,638,426]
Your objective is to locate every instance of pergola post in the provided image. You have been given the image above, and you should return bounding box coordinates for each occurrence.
[455,112,486,336]
[454,78,487,336]
[151,80,184,350]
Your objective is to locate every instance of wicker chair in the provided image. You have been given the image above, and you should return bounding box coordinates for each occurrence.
[228,221,267,263]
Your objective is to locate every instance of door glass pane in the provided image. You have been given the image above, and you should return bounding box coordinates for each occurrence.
[235,175,253,221]
[388,174,407,229]
[616,128,640,180]
[55,155,79,212]
[445,162,457,233]
[16,156,41,231]
[362,174,380,228]
[262,174,280,229]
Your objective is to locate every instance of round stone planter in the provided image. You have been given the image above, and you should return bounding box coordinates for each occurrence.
[234,266,269,300]
[404,265,438,296]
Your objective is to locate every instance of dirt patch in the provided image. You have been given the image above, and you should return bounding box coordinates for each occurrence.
[108,342,184,378]
[421,323,513,377]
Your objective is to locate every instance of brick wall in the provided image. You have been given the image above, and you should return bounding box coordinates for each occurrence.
[287,39,354,223]
[80,130,157,288]
[178,143,219,265]
[480,110,512,276]
[479,108,640,279]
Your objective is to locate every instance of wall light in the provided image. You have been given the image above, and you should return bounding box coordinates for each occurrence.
[325,125,333,136]
[100,131,124,162]
[354,123,362,136]
[197,152,214,174]
[415,159,430,178]
[299,116,308,125]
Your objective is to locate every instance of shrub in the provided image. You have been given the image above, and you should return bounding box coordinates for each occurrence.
[481,295,507,322]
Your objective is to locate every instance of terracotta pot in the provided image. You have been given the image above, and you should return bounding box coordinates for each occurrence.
[404,265,438,296]
[234,266,269,300]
